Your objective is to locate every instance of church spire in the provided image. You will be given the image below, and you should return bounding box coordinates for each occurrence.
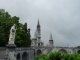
[50,32,53,40]
[37,18,40,27]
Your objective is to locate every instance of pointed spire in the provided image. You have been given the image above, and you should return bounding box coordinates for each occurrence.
[37,18,40,27]
[50,32,53,40]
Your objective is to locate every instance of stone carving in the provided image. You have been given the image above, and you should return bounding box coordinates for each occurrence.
[8,24,16,44]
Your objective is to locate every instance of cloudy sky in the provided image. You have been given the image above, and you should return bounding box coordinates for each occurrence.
[0,0,80,47]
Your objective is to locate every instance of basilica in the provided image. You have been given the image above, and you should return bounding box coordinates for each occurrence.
[31,19,54,47]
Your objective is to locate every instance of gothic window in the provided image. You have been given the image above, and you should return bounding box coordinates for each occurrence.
[38,43,40,46]
[38,37,40,39]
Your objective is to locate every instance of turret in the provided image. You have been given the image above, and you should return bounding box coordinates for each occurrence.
[49,32,54,47]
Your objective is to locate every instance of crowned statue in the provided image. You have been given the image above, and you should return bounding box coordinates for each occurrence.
[8,24,16,44]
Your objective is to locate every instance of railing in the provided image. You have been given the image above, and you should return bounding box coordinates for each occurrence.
[15,47,33,51]
[54,46,75,49]
[0,47,6,51]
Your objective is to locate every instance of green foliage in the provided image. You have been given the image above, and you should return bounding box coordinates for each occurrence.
[0,9,18,46]
[34,54,48,60]
[34,52,80,60]
[76,46,80,48]
[15,28,27,47]
[22,23,31,47]
[0,9,31,47]
[49,52,62,60]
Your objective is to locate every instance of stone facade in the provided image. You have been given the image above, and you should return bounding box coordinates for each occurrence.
[31,20,44,47]
[31,20,53,47]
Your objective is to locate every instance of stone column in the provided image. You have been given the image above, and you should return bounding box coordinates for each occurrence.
[20,52,22,60]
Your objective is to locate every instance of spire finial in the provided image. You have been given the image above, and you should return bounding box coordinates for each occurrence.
[37,18,40,27]
[50,32,53,40]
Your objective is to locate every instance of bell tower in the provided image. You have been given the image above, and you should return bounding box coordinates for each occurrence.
[49,32,54,47]
[31,19,43,47]
[36,19,41,46]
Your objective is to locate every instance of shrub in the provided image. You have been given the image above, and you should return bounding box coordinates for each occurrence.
[34,52,80,60]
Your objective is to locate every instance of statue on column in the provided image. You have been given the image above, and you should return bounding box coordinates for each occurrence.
[8,24,16,44]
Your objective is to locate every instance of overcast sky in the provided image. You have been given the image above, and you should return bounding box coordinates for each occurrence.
[0,0,80,47]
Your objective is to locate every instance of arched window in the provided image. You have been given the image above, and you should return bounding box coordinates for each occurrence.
[37,49,42,56]
[22,52,28,60]
[16,53,20,60]
[59,49,67,53]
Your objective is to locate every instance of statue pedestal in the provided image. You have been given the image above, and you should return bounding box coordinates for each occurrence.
[6,44,16,55]
[6,44,16,48]
[4,44,16,60]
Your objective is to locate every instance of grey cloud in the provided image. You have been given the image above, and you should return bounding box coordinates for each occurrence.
[0,0,80,47]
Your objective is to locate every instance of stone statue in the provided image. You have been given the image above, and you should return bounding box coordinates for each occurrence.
[8,24,16,44]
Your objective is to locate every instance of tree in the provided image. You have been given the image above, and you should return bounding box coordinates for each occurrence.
[0,9,18,46]
[15,28,28,47]
[22,23,27,33]
[76,46,80,48]
[22,23,31,47]
[27,28,31,47]
[0,9,31,47]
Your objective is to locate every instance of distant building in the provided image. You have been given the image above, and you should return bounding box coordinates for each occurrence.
[31,19,54,47]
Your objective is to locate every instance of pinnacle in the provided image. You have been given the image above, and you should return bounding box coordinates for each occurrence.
[37,18,40,27]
